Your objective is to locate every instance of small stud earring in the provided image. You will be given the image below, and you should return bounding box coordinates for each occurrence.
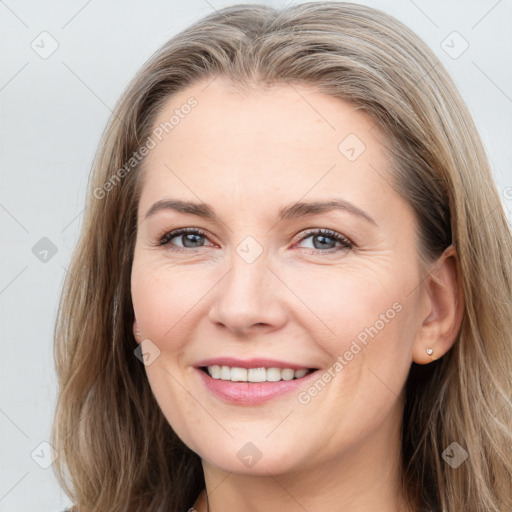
[426,347,434,356]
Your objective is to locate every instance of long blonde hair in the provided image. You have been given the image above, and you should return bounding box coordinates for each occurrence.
[52,2,512,511]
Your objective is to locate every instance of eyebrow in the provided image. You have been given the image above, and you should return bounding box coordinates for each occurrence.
[144,198,377,226]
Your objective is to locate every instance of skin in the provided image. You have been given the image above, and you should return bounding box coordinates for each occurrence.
[131,77,463,512]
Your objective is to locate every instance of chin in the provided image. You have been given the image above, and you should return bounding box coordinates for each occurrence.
[202,450,302,476]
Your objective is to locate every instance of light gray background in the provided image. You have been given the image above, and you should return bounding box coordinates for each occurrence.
[1,0,511,511]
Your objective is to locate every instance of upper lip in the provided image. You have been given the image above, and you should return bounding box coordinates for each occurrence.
[194,357,316,371]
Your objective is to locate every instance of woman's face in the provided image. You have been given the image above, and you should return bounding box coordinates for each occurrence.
[131,77,430,475]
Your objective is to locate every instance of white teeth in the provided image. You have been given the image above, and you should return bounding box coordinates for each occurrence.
[206,365,312,382]
[266,367,282,382]
[209,365,221,379]
[248,367,266,382]
[230,367,247,382]
[281,369,295,381]
[220,365,231,380]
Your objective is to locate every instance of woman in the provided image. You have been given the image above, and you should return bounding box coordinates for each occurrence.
[52,2,512,511]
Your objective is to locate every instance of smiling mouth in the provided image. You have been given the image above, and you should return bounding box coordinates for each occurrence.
[199,365,318,382]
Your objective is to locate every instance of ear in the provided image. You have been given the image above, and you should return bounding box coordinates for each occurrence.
[412,245,464,364]
[133,317,142,345]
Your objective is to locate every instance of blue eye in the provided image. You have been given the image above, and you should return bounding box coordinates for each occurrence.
[295,229,353,253]
[157,228,212,249]
[156,227,353,254]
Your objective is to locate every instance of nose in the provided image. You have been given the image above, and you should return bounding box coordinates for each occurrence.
[208,254,289,336]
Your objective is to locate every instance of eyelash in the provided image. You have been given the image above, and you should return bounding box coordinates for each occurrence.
[155,227,354,255]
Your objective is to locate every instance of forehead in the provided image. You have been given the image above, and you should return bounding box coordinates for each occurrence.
[149,77,378,151]
[138,77,398,222]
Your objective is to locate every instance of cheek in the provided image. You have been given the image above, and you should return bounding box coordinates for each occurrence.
[282,262,403,352]
[131,262,209,445]
[286,262,416,407]
[131,261,204,348]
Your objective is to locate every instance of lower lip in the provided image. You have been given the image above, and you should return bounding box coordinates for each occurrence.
[196,368,318,405]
